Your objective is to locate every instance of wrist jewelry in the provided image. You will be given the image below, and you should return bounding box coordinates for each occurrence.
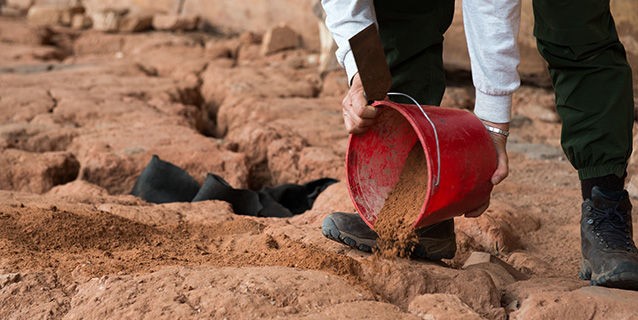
[485,125,510,137]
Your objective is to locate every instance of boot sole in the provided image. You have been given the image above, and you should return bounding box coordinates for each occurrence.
[580,259,638,290]
[321,216,455,260]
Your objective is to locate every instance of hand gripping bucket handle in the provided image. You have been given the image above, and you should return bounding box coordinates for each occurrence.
[345,95,497,230]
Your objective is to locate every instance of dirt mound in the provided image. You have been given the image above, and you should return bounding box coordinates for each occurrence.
[0,202,360,282]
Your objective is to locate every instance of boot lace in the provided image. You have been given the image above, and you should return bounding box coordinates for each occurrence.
[587,203,635,252]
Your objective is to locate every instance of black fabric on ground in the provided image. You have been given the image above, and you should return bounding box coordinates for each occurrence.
[131,155,337,217]
[303,178,339,208]
[257,192,294,218]
[192,173,263,216]
[261,178,339,215]
[130,155,201,204]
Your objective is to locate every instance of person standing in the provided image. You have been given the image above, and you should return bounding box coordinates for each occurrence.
[320,0,638,290]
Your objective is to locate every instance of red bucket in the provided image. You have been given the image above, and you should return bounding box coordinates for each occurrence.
[346,101,497,230]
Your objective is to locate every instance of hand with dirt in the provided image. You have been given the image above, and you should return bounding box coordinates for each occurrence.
[342,72,382,134]
[464,120,509,218]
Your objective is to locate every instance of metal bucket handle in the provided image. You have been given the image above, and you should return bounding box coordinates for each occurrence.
[386,92,441,187]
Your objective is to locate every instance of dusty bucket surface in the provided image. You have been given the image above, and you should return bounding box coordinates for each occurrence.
[346,101,497,230]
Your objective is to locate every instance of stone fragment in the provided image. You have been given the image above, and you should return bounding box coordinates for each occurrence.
[91,8,128,32]
[119,13,153,33]
[71,13,91,29]
[26,5,65,25]
[260,23,300,55]
[238,31,261,46]
[152,14,199,31]
[0,273,21,289]
[59,5,84,26]
[462,252,529,290]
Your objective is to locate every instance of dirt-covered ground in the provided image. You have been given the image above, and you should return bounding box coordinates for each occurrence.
[1,16,638,319]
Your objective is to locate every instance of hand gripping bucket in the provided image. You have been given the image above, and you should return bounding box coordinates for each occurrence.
[345,99,497,230]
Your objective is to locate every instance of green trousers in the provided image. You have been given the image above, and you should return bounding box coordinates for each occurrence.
[375,0,634,180]
[533,0,634,180]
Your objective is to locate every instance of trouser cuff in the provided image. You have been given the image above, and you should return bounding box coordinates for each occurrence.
[578,164,628,180]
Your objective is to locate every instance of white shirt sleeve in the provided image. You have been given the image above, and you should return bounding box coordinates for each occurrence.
[463,0,522,123]
[321,0,377,83]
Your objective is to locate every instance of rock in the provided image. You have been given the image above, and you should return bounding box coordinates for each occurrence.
[359,259,505,318]
[152,14,199,31]
[239,31,261,46]
[91,8,128,32]
[47,179,110,197]
[506,252,552,276]
[26,5,65,25]
[0,273,21,289]
[71,13,92,29]
[66,266,375,319]
[59,5,84,26]
[0,149,80,193]
[408,294,484,320]
[260,23,300,55]
[511,286,638,320]
[462,252,529,290]
[119,13,153,32]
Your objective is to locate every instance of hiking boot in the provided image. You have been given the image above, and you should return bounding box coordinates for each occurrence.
[579,186,638,290]
[321,212,456,259]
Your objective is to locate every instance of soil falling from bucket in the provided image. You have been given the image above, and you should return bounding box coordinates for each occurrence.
[373,141,428,259]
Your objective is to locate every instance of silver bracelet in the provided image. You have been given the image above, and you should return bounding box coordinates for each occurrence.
[485,125,510,137]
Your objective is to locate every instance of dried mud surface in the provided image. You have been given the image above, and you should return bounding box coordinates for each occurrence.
[2,16,638,320]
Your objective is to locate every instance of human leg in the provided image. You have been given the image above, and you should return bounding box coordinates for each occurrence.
[533,0,638,289]
[321,0,457,259]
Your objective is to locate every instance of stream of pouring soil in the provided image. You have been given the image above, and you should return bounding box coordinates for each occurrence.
[373,141,428,259]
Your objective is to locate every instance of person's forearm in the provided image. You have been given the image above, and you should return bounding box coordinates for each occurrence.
[463,0,522,123]
[321,0,377,83]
